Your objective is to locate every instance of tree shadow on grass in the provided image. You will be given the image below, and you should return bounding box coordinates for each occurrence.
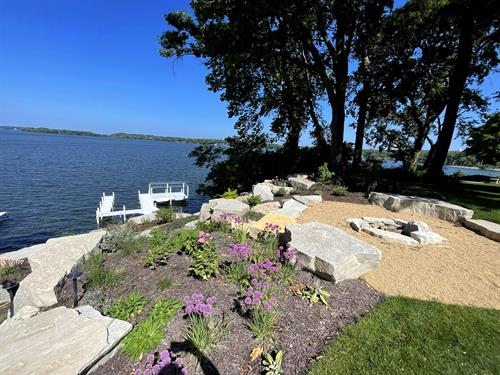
[170,340,220,375]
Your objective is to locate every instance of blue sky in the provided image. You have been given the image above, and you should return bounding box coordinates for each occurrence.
[0,0,498,149]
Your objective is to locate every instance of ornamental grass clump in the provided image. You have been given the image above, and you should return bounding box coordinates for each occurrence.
[134,350,188,375]
[184,293,230,355]
[257,223,281,261]
[275,243,301,285]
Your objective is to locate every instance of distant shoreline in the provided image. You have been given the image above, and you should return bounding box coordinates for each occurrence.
[0,126,224,145]
[445,165,500,172]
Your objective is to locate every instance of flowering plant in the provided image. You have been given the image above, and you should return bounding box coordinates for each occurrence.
[183,293,217,318]
[220,214,250,243]
[197,231,211,244]
[226,243,253,261]
[275,243,300,267]
[256,223,281,260]
[134,350,187,375]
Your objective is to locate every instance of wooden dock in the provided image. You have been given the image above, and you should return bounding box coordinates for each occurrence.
[96,182,189,226]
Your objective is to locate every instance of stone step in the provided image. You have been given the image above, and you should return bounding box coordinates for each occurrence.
[0,230,105,312]
[0,305,131,375]
[463,219,500,242]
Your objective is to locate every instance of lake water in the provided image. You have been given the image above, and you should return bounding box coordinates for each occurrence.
[1,129,499,254]
[0,129,208,253]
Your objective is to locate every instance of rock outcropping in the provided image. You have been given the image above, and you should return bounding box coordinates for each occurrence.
[369,192,473,223]
[285,222,381,282]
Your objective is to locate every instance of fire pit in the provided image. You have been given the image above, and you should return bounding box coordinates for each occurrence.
[347,217,446,246]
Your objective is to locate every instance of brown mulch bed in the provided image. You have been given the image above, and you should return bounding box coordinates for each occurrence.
[321,191,370,204]
[56,232,382,375]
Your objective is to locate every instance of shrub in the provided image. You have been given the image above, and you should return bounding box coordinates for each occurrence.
[108,292,148,321]
[143,228,174,269]
[156,274,177,291]
[247,194,262,207]
[221,188,238,199]
[317,162,334,182]
[331,184,349,196]
[189,241,219,280]
[155,207,175,223]
[100,223,138,253]
[81,290,112,315]
[122,298,182,360]
[83,252,122,289]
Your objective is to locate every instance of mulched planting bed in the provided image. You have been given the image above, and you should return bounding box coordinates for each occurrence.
[56,219,382,375]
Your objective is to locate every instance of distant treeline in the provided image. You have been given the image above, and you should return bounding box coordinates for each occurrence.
[363,149,499,169]
[15,127,223,144]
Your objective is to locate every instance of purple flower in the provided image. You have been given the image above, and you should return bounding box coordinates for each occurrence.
[134,370,142,375]
[152,364,161,375]
[244,296,252,305]
[146,353,154,363]
[227,243,253,260]
[144,369,152,375]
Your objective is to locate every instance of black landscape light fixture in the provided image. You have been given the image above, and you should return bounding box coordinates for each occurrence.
[66,269,83,308]
[2,280,20,318]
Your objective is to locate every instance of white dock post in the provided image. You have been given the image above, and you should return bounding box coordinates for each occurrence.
[96,208,100,227]
[123,205,126,221]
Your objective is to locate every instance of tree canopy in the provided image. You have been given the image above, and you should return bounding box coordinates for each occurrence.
[465,112,500,166]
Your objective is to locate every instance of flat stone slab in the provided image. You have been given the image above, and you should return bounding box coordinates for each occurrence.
[0,305,131,375]
[292,195,323,206]
[253,201,281,215]
[248,213,297,238]
[272,199,308,218]
[1,231,105,311]
[201,198,250,222]
[369,192,473,223]
[463,219,500,242]
[284,222,381,282]
[362,227,420,246]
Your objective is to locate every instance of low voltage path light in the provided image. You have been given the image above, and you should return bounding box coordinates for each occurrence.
[2,280,20,319]
[66,270,83,308]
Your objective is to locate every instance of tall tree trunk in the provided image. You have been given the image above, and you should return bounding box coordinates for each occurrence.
[427,13,473,177]
[353,80,369,168]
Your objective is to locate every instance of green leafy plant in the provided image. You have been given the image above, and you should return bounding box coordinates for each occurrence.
[223,261,250,288]
[155,207,175,223]
[295,281,330,305]
[190,242,219,280]
[100,223,138,254]
[246,308,278,343]
[196,220,231,233]
[221,188,238,199]
[108,292,148,321]
[243,209,264,221]
[122,298,182,360]
[156,274,177,291]
[83,252,122,289]
[274,187,288,197]
[82,290,111,315]
[185,314,231,355]
[0,264,20,282]
[262,350,284,375]
[143,228,174,269]
[331,184,349,196]
[317,162,334,182]
[247,194,262,207]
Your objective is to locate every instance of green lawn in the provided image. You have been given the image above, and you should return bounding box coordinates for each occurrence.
[375,179,500,223]
[308,297,500,375]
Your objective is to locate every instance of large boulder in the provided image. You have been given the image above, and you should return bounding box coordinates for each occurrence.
[369,192,473,223]
[206,198,250,222]
[272,199,308,219]
[288,176,315,191]
[0,305,131,374]
[292,195,323,206]
[463,219,500,242]
[253,201,281,215]
[284,222,381,282]
[252,183,274,202]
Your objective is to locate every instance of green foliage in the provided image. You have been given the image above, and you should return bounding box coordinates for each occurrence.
[189,242,219,280]
[185,314,231,355]
[296,282,330,305]
[82,290,112,315]
[83,252,122,290]
[280,263,297,286]
[223,261,250,288]
[247,194,262,207]
[232,224,249,244]
[307,297,500,375]
[155,207,176,223]
[0,264,20,282]
[221,188,238,199]
[317,162,334,182]
[243,209,265,221]
[122,298,182,360]
[331,185,348,196]
[108,292,148,321]
[100,223,138,254]
[466,112,500,166]
[262,350,284,375]
[197,220,231,233]
[156,274,178,291]
[143,228,174,269]
[246,308,278,343]
[274,187,288,197]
